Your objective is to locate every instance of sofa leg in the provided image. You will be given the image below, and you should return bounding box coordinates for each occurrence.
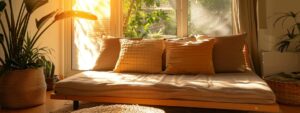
[73,100,79,110]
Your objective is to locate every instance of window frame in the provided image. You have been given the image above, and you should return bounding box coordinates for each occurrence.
[177,0,188,37]
[63,0,80,77]
[64,0,233,76]
[120,0,189,37]
[119,0,233,37]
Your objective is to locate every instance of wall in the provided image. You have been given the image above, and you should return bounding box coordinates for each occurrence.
[0,1,64,75]
[32,0,64,76]
[258,0,300,76]
[262,52,300,76]
[259,0,300,52]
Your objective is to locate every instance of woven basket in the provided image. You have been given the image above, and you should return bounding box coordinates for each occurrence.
[265,78,300,105]
[0,68,46,109]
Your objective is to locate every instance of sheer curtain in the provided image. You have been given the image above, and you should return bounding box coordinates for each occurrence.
[232,0,261,75]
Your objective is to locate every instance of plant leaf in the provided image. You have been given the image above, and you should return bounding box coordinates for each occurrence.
[55,11,98,21]
[277,40,290,52]
[273,14,289,28]
[24,0,48,14]
[0,1,6,12]
[289,11,297,18]
[286,27,298,39]
[0,57,4,64]
[273,12,298,28]
[0,34,3,44]
[35,10,58,29]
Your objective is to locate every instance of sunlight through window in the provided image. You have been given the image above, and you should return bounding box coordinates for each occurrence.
[188,0,232,36]
[72,0,111,70]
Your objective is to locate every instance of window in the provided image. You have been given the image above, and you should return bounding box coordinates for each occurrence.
[72,0,111,70]
[123,0,177,38]
[188,0,232,36]
[68,0,233,72]
[122,0,233,37]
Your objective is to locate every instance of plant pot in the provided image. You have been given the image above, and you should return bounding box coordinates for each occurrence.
[0,68,46,109]
[264,75,300,105]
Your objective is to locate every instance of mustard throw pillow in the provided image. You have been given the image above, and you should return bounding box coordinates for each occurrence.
[165,39,215,75]
[162,38,197,71]
[93,38,120,70]
[213,33,246,72]
[114,39,164,73]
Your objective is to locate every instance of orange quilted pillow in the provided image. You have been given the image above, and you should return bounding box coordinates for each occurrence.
[114,39,164,73]
[213,34,246,72]
[165,39,215,75]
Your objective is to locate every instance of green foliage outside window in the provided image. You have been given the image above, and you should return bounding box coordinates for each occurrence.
[123,0,232,37]
[123,0,171,38]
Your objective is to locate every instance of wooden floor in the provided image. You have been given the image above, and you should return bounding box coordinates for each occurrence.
[1,91,300,113]
[0,92,71,113]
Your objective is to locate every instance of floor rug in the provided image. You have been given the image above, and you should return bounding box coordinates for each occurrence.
[71,104,164,113]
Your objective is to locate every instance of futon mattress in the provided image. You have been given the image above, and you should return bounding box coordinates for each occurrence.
[55,71,276,104]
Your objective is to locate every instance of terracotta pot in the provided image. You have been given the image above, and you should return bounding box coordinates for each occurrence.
[0,68,46,109]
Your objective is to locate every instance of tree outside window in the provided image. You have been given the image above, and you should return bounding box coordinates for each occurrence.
[123,0,177,38]
[123,0,233,38]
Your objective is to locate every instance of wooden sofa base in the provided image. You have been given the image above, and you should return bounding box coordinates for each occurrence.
[51,94,280,113]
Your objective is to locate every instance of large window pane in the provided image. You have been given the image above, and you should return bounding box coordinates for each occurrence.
[123,0,177,38]
[188,0,232,36]
[72,0,110,70]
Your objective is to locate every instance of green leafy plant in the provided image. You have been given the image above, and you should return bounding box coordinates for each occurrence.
[273,11,300,52]
[123,0,170,38]
[40,56,55,79]
[0,0,97,75]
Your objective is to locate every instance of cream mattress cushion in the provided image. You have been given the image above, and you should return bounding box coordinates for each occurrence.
[55,71,275,104]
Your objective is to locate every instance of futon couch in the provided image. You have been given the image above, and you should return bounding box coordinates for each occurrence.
[51,34,280,112]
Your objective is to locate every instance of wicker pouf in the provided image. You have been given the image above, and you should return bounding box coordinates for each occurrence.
[71,105,165,113]
[264,74,300,105]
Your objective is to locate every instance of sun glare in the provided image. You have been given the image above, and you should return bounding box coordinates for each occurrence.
[72,0,111,70]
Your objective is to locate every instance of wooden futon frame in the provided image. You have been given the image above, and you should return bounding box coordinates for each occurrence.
[51,94,280,113]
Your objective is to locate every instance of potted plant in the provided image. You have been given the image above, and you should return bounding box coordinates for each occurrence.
[273,11,300,52]
[264,11,300,105]
[0,0,97,109]
[41,57,58,91]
